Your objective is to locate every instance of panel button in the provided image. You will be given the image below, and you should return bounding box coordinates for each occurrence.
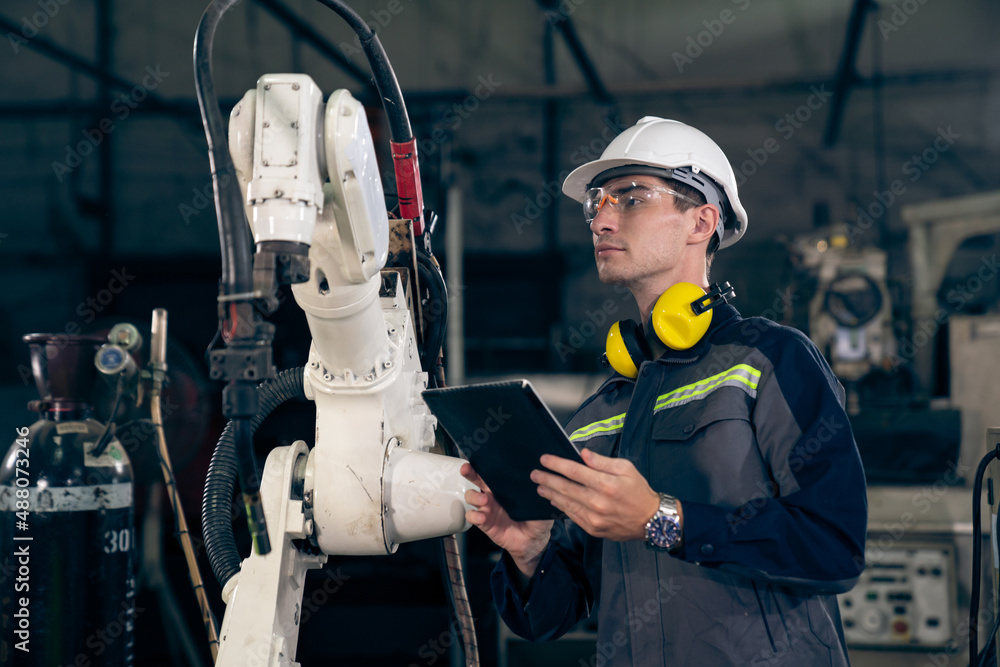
[701,544,715,556]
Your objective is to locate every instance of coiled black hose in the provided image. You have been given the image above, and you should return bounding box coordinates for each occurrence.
[202,367,306,588]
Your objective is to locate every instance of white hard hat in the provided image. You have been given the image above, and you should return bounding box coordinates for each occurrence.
[563,117,748,249]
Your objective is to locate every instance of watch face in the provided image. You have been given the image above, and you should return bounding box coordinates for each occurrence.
[648,515,681,549]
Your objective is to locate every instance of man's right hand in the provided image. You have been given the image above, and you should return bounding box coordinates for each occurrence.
[461,462,554,578]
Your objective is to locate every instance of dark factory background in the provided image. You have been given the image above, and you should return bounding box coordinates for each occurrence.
[1,0,999,665]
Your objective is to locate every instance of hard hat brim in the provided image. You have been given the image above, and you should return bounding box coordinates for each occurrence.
[562,156,748,249]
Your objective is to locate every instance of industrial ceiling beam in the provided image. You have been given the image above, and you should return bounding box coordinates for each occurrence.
[2,68,994,119]
[823,0,876,148]
[536,0,616,109]
[251,0,378,98]
[97,0,115,255]
[0,13,172,111]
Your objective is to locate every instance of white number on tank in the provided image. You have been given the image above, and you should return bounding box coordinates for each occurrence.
[103,528,131,554]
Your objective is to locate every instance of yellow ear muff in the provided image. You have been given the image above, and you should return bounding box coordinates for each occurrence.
[650,282,713,350]
[606,320,639,378]
[605,319,649,378]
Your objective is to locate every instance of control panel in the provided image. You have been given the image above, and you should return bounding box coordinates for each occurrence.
[838,542,956,648]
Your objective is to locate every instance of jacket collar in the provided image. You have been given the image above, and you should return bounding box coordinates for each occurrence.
[596,303,743,391]
[650,302,742,364]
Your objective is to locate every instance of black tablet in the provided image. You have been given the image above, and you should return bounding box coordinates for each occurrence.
[422,379,584,521]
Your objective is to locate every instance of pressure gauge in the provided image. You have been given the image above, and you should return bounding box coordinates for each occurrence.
[108,322,142,351]
[95,344,130,375]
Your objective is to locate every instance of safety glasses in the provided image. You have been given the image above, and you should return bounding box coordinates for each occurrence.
[583,181,701,225]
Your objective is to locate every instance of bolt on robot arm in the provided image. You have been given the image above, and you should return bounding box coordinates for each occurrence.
[214,74,476,666]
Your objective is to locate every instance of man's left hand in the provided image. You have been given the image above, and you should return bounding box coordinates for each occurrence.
[531,448,670,541]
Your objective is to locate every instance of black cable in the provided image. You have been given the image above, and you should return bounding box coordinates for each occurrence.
[193,0,254,297]
[311,0,412,142]
[204,320,222,368]
[416,249,448,373]
[196,0,276,555]
[971,445,1000,665]
[92,373,125,457]
[978,583,1000,667]
[202,367,306,587]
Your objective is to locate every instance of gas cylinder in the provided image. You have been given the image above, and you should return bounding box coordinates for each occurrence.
[0,334,135,665]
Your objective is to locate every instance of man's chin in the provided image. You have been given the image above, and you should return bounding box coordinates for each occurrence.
[596,268,631,286]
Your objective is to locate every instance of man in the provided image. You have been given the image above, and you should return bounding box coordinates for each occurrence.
[461,117,868,666]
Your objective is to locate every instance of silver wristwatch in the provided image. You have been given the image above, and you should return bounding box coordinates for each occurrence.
[644,492,682,552]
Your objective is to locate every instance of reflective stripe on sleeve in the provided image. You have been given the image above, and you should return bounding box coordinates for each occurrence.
[569,412,627,443]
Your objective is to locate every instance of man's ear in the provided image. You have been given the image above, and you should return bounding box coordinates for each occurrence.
[688,204,720,245]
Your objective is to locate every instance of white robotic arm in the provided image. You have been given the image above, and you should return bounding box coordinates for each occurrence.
[216,75,475,666]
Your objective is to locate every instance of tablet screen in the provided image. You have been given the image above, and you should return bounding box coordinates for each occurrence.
[422,380,583,521]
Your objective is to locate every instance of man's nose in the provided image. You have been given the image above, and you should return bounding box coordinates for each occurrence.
[590,206,619,234]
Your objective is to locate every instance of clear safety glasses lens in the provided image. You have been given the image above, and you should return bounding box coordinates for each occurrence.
[583,182,701,224]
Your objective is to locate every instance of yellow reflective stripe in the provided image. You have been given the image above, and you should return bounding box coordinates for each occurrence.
[654,364,761,412]
[568,365,761,441]
[655,367,759,410]
[569,411,627,442]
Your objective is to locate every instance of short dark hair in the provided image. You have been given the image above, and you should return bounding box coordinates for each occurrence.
[664,178,720,275]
